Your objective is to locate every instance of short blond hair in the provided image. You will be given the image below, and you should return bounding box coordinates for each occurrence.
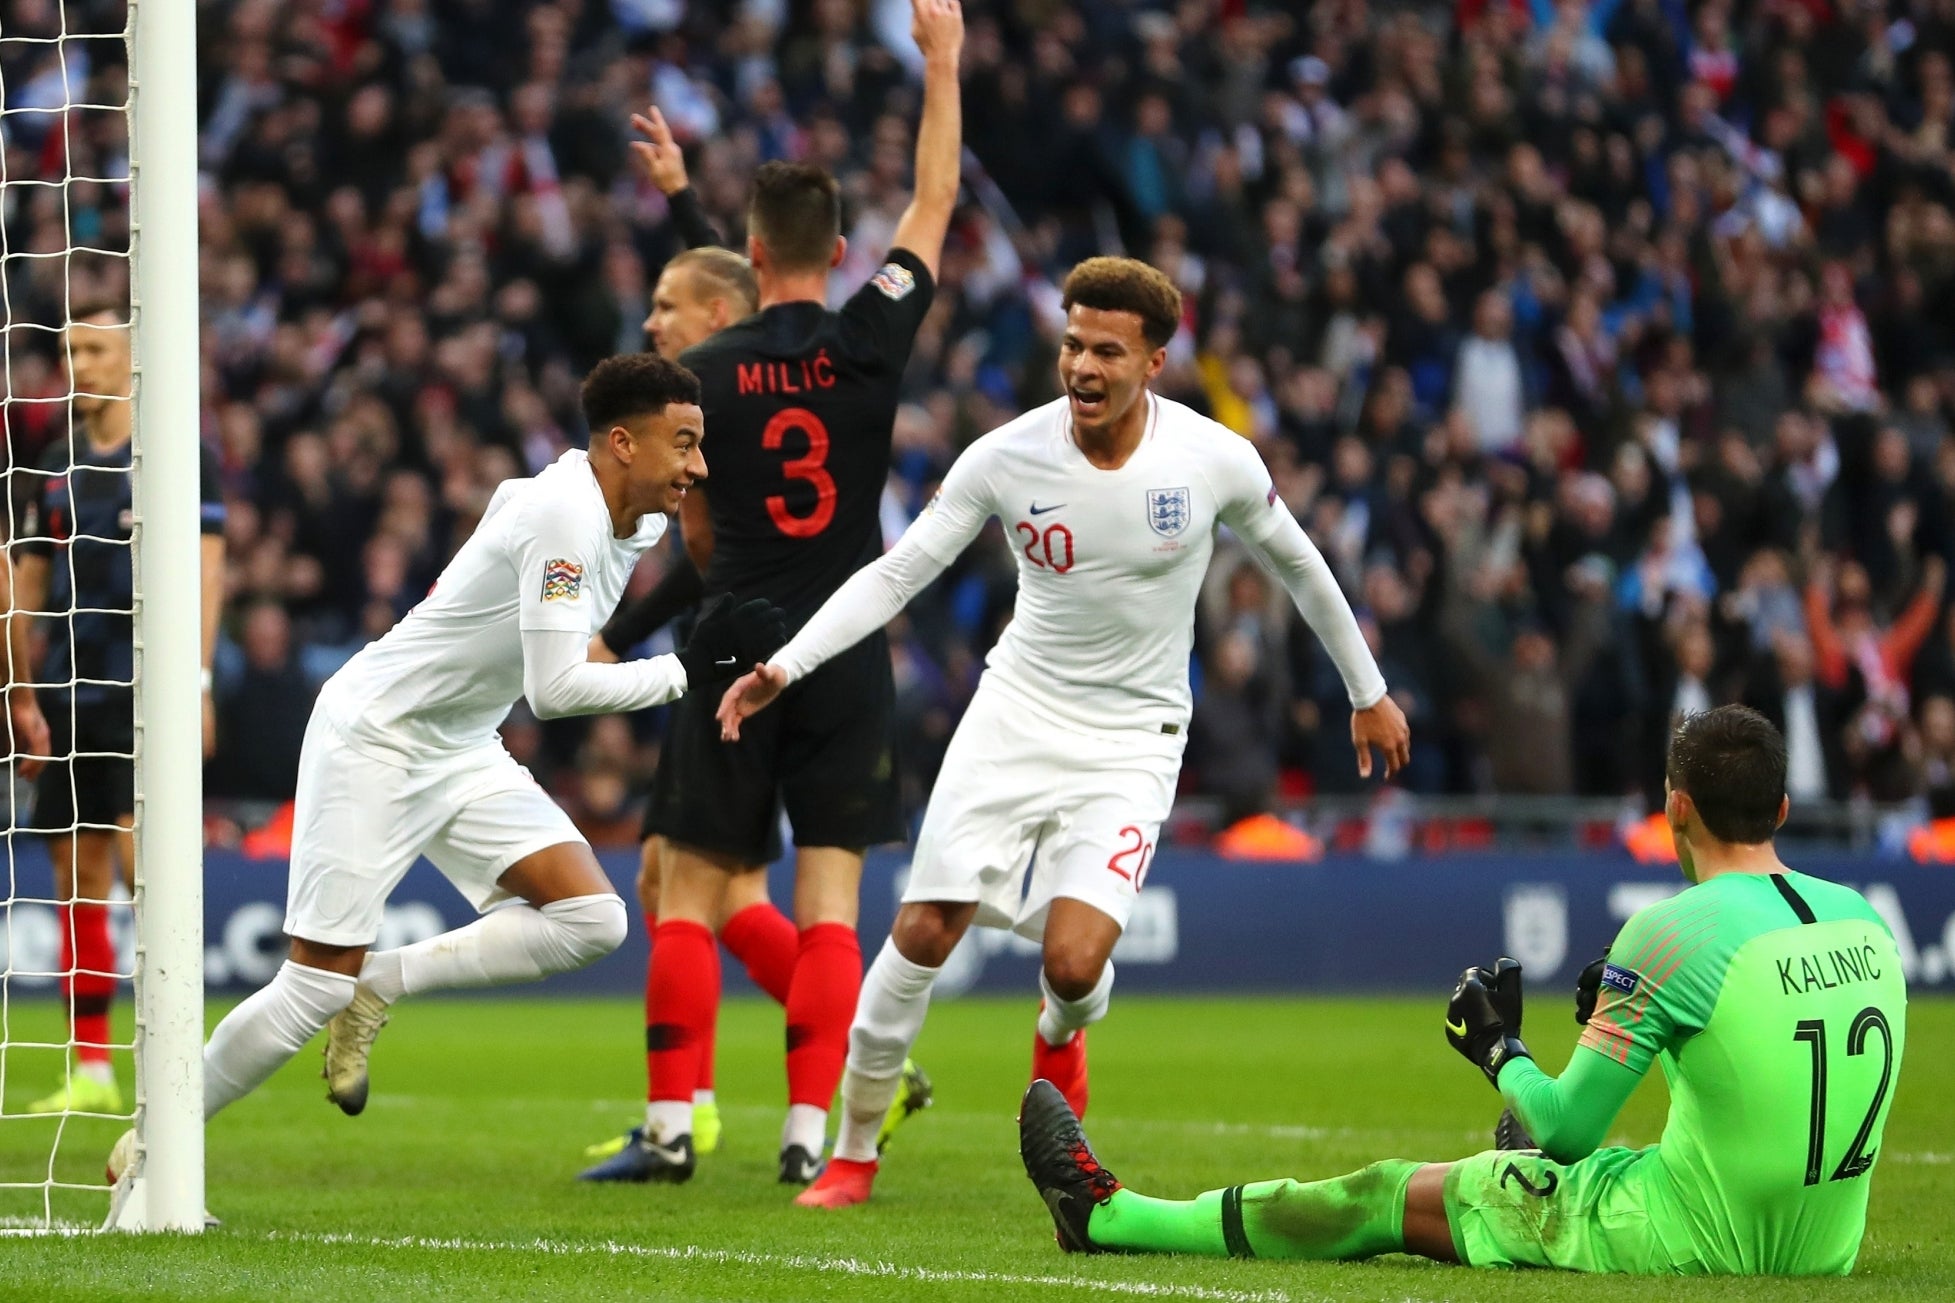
[1061,257,1182,349]
[668,247,758,316]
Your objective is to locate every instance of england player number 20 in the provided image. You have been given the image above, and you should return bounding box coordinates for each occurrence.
[1107,825,1153,890]
[1013,521,1075,573]
[764,406,836,538]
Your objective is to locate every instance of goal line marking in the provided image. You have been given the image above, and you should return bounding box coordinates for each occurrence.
[272,1230,1303,1302]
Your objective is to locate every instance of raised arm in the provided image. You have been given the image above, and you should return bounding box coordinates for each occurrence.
[631,105,722,250]
[886,0,965,281]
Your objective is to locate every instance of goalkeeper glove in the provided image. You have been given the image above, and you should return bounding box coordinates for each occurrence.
[1574,951,1609,1026]
[677,594,787,693]
[1446,966,1532,1089]
[1487,956,1523,1036]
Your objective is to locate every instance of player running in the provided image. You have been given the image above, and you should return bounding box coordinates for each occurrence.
[605,0,963,1188]
[5,300,224,1115]
[1021,705,1908,1277]
[108,354,784,1186]
[718,256,1410,1209]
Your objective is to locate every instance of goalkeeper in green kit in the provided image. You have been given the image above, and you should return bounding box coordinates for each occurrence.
[1021,705,1907,1275]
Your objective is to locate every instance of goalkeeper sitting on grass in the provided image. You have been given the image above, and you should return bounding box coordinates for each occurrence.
[1022,705,1907,1275]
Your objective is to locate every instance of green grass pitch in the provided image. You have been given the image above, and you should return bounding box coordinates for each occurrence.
[3,992,1951,1302]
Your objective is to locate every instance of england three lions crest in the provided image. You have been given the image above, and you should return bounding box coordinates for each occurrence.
[1146,487,1191,537]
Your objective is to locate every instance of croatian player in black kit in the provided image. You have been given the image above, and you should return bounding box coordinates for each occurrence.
[612,0,965,1189]
[6,300,225,1115]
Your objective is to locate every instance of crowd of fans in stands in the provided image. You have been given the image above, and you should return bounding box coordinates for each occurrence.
[9,0,1955,843]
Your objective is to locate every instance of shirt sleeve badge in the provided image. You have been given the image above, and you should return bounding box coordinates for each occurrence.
[541,558,584,601]
[870,262,917,301]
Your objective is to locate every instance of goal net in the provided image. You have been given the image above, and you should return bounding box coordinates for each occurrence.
[1,0,204,1233]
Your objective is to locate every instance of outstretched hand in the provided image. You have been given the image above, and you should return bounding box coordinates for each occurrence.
[1351,694,1411,780]
[629,105,689,195]
[910,0,965,62]
[718,664,789,742]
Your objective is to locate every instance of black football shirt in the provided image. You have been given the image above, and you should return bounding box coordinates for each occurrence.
[680,248,934,627]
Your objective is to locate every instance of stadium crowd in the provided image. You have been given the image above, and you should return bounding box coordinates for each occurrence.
[8,0,1955,843]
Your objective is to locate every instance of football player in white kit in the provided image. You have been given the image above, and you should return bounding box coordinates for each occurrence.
[717,257,1410,1208]
[110,354,786,1185]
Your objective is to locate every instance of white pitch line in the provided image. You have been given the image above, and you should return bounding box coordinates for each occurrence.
[271,1230,1299,1303]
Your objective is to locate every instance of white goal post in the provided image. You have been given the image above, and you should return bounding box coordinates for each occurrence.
[114,0,206,1234]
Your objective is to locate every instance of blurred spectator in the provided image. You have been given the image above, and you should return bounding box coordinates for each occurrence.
[209,600,320,802]
[8,0,1955,832]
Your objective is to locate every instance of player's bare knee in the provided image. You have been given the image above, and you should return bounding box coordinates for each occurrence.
[540,893,629,969]
[1040,948,1106,1002]
[891,902,969,967]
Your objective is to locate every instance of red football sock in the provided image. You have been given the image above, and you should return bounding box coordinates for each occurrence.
[720,902,797,1005]
[784,923,861,1109]
[699,1000,718,1093]
[646,920,718,1106]
[642,928,658,1102]
[60,903,116,1067]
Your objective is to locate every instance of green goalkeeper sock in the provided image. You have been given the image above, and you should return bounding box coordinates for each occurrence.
[1086,1159,1419,1260]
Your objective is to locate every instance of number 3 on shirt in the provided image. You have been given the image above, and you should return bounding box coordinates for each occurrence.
[764,407,836,538]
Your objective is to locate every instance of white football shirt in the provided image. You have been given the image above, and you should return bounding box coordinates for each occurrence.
[774,394,1386,734]
[320,450,676,762]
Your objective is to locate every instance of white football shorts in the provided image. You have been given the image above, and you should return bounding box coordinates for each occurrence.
[283,709,586,947]
[904,677,1183,940]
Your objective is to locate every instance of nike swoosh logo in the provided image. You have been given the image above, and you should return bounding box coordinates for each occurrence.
[1446,1019,1467,1038]
[1029,502,1066,515]
[642,1140,689,1163]
[715,656,738,666]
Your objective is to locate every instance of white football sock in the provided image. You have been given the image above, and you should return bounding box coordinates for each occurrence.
[644,1099,691,1142]
[831,938,938,1162]
[1038,961,1114,1047]
[782,1103,827,1155]
[203,961,357,1119]
[692,1089,716,1107]
[390,894,627,996]
[77,1060,115,1086]
[358,949,406,1004]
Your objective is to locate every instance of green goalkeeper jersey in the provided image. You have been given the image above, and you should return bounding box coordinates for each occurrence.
[1577,869,1907,1274]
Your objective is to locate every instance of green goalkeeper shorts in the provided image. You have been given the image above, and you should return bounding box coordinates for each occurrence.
[1443,1146,1706,1274]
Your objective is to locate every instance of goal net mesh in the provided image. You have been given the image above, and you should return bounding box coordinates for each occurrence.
[0,0,141,1232]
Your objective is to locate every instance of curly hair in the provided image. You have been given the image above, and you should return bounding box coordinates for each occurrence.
[580,353,702,433]
[1060,257,1182,350]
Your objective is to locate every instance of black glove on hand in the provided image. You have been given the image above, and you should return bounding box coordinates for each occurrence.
[1488,956,1523,1037]
[1574,951,1610,1026]
[677,594,787,692]
[1447,966,1532,1089]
